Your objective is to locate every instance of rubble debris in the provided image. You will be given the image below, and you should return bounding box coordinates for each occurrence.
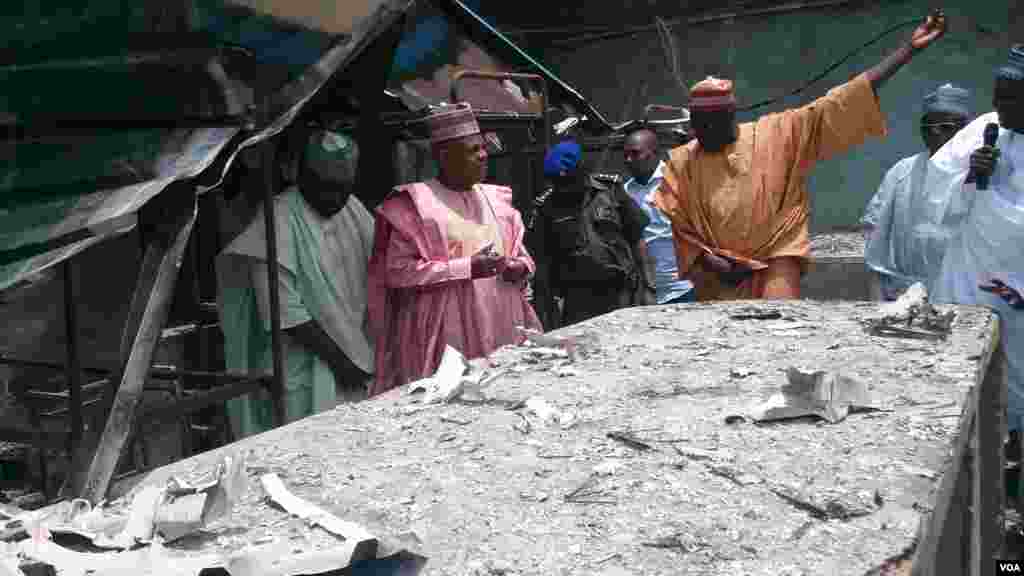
[729,367,756,379]
[440,415,472,426]
[865,283,955,341]
[606,431,652,451]
[260,473,377,562]
[594,552,622,565]
[768,485,882,521]
[640,532,707,554]
[25,454,246,549]
[512,413,532,435]
[7,537,220,576]
[523,397,577,429]
[789,520,816,542]
[735,367,880,424]
[16,560,53,576]
[729,308,783,321]
[706,465,762,487]
[409,346,468,404]
[564,475,616,505]
[7,531,427,576]
[673,446,733,462]
[592,461,625,477]
[632,385,692,399]
[517,327,576,361]
[554,365,580,378]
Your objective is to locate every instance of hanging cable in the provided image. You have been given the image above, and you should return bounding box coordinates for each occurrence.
[737,14,926,112]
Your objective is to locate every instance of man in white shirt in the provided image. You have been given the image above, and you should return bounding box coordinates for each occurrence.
[623,128,695,304]
[927,45,1024,434]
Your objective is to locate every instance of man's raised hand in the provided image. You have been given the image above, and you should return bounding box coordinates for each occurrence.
[910,10,946,50]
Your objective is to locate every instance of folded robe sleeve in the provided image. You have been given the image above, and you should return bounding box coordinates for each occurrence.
[382,222,473,288]
[653,151,704,279]
[789,72,888,170]
[506,209,537,276]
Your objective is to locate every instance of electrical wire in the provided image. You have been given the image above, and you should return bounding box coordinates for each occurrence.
[543,0,859,47]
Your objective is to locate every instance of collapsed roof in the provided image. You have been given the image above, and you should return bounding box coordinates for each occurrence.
[0,0,610,294]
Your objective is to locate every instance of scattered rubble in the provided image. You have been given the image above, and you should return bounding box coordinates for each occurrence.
[865,283,956,340]
[61,301,993,576]
[731,367,881,424]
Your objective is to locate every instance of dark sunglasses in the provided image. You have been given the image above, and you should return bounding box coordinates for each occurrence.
[920,122,965,132]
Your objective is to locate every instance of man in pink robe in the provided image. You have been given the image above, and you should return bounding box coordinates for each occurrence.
[367,103,542,396]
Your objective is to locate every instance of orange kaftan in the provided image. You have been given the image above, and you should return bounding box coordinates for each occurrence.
[653,73,887,300]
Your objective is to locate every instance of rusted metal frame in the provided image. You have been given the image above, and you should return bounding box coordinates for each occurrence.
[261,141,287,428]
[75,190,198,504]
[62,260,84,457]
[0,427,68,452]
[448,70,550,158]
[0,356,266,384]
[26,374,268,420]
[134,377,269,434]
[643,104,690,124]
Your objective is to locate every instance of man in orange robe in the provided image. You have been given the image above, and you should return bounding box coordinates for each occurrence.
[653,13,947,300]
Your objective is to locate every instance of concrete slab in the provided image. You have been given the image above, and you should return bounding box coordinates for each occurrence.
[113,300,996,576]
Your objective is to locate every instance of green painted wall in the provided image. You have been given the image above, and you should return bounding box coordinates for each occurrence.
[538,0,1013,231]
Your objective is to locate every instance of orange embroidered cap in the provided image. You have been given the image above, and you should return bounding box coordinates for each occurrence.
[689,76,736,111]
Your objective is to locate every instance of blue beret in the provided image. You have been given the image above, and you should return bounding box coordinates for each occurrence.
[543,140,582,179]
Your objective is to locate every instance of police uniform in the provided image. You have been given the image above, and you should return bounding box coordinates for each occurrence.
[534,171,650,326]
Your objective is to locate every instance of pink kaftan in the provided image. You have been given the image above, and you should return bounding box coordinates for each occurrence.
[367,180,542,396]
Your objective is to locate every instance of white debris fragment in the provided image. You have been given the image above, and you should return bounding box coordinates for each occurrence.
[873,282,928,321]
[554,365,580,378]
[410,346,469,404]
[592,461,624,477]
[523,396,578,429]
[739,368,878,424]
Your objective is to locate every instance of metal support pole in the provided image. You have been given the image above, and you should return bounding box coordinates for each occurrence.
[73,189,198,504]
[261,142,287,428]
[63,260,83,457]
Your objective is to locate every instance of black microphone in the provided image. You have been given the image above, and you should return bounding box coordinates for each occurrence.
[977,123,1000,191]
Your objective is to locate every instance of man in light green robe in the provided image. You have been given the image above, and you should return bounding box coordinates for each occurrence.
[216,130,375,439]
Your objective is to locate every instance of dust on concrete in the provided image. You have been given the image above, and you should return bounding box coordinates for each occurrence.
[115,300,995,576]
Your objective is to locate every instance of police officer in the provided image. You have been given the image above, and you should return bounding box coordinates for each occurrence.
[534,140,654,327]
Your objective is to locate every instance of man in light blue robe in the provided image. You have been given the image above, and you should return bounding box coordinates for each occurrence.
[862,84,971,301]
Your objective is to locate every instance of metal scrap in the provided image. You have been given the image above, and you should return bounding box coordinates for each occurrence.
[260,473,377,561]
[564,475,616,505]
[767,485,881,521]
[640,532,708,554]
[865,283,955,341]
[606,431,652,451]
[736,367,880,424]
[729,308,783,321]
